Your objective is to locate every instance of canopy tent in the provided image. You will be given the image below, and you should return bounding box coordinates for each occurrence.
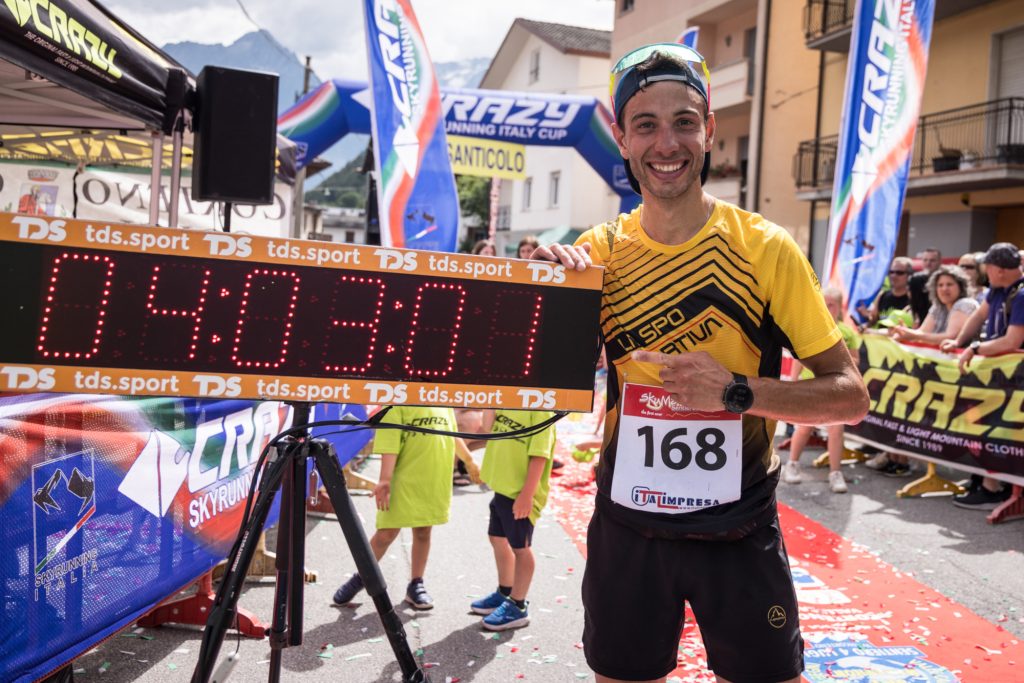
[0,0,296,226]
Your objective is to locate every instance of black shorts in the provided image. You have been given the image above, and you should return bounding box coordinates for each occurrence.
[487,494,535,549]
[582,508,803,682]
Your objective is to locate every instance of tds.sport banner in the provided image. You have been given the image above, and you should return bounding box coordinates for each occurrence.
[277,81,638,212]
[0,394,294,682]
[361,0,458,252]
[822,0,935,320]
[849,336,1024,484]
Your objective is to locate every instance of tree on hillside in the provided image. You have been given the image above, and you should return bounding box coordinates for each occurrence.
[457,175,490,227]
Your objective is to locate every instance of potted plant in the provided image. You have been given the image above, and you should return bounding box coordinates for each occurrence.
[932,145,961,173]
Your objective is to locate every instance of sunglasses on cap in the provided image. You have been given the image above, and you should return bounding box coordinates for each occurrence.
[610,42,711,118]
[888,270,909,275]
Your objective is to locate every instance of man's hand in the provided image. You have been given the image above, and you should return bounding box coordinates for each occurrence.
[374,479,391,511]
[956,347,976,375]
[530,242,592,271]
[512,491,532,520]
[632,350,733,412]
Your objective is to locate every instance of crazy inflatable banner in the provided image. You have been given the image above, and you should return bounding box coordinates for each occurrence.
[822,0,935,320]
[849,336,1024,485]
[361,0,459,252]
[0,395,294,682]
[277,81,637,212]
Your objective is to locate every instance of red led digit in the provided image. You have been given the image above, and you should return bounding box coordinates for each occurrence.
[37,253,115,360]
[483,290,543,379]
[322,275,386,373]
[231,268,301,369]
[141,263,211,361]
[404,282,466,378]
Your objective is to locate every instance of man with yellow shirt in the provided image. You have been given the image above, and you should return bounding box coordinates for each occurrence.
[533,44,869,683]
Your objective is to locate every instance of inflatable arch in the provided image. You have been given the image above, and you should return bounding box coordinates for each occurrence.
[278,80,641,214]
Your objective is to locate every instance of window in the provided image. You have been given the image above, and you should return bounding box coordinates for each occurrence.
[522,177,532,210]
[620,0,635,14]
[549,171,560,208]
[528,49,540,84]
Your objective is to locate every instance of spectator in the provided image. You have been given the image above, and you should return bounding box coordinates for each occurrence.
[782,287,859,493]
[958,252,988,304]
[909,247,942,325]
[472,239,497,256]
[517,235,540,259]
[890,265,979,344]
[939,242,1023,510]
[857,256,913,328]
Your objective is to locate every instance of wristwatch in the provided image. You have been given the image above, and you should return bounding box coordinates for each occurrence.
[969,341,982,353]
[722,373,754,414]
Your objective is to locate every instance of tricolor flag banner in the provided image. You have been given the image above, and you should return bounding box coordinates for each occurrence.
[822,0,935,320]
[677,26,699,49]
[362,0,459,251]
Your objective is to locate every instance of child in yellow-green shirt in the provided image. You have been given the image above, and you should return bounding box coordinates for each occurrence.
[469,409,555,631]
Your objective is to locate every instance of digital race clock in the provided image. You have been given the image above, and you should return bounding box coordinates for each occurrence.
[0,213,602,411]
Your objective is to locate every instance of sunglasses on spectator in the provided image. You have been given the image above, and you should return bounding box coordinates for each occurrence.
[959,263,977,270]
[888,270,909,275]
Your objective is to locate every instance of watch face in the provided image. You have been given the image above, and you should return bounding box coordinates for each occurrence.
[726,382,754,412]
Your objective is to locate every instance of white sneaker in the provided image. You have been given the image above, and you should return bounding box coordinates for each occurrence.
[782,460,802,484]
[829,470,848,493]
[864,452,890,470]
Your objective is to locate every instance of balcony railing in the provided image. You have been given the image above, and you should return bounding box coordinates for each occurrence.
[803,0,855,43]
[794,98,1024,190]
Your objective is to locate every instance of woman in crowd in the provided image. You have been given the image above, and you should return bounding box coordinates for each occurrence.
[517,235,540,260]
[958,252,988,304]
[472,239,497,256]
[890,264,978,345]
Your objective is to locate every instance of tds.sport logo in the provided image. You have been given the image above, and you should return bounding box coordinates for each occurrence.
[364,382,408,404]
[203,233,252,257]
[517,389,556,409]
[13,216,67,242]
[374,248,418,271]
[1,366,56,391]
[525,262,565,284]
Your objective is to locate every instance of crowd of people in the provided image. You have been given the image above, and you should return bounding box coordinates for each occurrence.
[781,242,1024,511]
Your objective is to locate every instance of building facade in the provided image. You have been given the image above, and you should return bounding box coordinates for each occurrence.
[612,0,1024,271]
[480,19,621,255]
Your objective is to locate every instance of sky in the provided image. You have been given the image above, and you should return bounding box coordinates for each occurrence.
[106,0,615,79]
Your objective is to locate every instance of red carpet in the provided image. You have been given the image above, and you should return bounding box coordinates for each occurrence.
[550,410,1023,682]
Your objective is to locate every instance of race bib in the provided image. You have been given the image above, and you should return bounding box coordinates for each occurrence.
[611,383,742,514]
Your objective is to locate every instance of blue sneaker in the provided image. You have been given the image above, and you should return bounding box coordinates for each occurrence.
[470,591,508,615]
[332,573,364,605]
[482,599,529,631]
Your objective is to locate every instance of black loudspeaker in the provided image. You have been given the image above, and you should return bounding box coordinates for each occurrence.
[192,66,279,204]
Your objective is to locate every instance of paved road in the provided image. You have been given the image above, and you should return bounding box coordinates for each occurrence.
[71,440,1023,682]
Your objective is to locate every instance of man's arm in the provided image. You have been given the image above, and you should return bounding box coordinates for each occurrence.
[634,339,868,426]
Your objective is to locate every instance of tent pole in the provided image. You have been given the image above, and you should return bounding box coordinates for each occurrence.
[149,131,164,226]
[169,125,183,228]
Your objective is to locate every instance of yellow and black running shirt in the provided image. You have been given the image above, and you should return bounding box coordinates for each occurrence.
[576,200,842,539]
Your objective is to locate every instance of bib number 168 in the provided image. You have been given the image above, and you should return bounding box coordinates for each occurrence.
[637,426,727,471]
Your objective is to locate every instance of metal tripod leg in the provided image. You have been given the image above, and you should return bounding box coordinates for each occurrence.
[313,442,429,683]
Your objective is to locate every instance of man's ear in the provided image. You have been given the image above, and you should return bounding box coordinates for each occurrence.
[612,121,628,159]
[705,111,717,152]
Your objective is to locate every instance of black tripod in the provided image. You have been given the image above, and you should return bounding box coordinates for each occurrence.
[191,403,429,682]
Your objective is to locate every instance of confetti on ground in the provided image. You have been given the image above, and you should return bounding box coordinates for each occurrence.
[98,661,111,673]
[167,663,177,671]
[345,653,372,661]
[318,644,334,659]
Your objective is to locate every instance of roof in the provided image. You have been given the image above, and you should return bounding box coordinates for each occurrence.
[480,18,611,89]
[515,19,611,58]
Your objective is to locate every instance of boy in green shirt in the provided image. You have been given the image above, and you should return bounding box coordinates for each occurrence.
[470,409,556,630]
[333,406,470,610]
